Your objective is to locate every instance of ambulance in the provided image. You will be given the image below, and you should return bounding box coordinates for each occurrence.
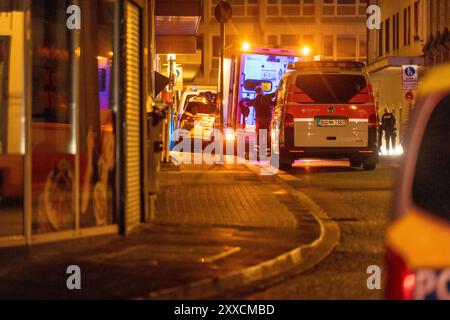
[223,44,301,137]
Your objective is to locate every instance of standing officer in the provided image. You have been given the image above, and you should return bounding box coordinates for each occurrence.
[382,107,397,154]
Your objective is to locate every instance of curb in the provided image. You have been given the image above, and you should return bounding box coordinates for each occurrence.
[139,163,340,300]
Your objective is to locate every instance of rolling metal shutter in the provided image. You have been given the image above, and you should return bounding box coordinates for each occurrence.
[125,1,141,232]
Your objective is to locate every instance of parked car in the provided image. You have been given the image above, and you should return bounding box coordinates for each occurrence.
[385,64,450,300]
[177,96,219,143]
[271,61,378,171]
[178,90,217,121]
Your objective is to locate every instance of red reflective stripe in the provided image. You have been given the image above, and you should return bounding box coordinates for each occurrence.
[287,92,315,103]
[285,104,376,119]
[287,84,315,103]
[348,93,370,104]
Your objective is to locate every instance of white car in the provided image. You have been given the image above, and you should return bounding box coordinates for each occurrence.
[178,90,217,121]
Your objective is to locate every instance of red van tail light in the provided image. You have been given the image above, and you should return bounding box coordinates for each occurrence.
[385,246,415,300]
[368,114,377,128]
[348,85,375,104]
[284,113,294,128]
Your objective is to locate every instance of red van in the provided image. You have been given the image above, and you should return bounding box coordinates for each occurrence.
[271,61,379,171]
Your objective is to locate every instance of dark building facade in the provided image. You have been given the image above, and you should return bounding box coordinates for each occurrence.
[423,0,450,66]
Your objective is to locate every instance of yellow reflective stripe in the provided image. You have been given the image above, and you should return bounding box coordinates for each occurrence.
[386,211,450,269]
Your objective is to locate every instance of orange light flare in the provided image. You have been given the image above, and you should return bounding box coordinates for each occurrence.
[241,41,251,52]
[295,159,348,168]
[300,45,312,57]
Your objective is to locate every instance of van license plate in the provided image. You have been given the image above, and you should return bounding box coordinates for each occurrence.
[317,119,347,127]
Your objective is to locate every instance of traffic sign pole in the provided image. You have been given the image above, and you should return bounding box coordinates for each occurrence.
[215,1,232,138]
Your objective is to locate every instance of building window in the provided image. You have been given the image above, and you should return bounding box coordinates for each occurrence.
[322,0,368,17]
[303,34,314,47]
[359,35,367,58]
[447,0,450,29]
[323,35,334,57]
[266,0,315,17]
[280,34,313,48]
[385,18,390,53]
[403,7,408,46]
[211,0,258,17]
[403,7,412,46]
[281,34,300,47]
[393,13,399,50]
[267,35,278,46]
[439,0,447,31]
[407,6,411,45]
[31,0,119,234]
[414,1,420,40]
[378,21,383,57]
[337,35,357,58]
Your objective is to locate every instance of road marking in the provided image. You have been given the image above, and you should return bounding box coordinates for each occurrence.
[199,246,241,264]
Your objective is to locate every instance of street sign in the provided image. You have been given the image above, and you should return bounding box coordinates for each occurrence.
[403,65,418,81]
[214,1,232,23]
[403,82,418,90]
[405,91,414,102]
[402,65,418,90]
[173,67,183,91]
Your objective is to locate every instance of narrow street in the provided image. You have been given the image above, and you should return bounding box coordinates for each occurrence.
[242,160,396,299]
[2,0,449,305]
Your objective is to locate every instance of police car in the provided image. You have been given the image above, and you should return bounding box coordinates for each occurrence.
[385,64,450,300]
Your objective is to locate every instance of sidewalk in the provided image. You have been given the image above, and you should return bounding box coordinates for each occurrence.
[0,162,322,299]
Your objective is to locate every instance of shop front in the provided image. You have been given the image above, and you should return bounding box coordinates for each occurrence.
[0,0,150,247]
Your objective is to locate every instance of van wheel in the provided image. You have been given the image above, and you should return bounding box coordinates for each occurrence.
[349,159,362,168]
[279,161,293,171]
[270,155,293,171]
[363,160,377,171]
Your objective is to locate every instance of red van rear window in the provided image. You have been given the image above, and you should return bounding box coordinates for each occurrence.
[294,74,369,104]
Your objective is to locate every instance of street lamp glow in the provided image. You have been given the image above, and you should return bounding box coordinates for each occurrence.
[241,41,251,52]
[300,46,311,56]
[167,54,176,61]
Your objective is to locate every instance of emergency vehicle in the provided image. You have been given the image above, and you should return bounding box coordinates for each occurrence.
[270,60,379,171]
[222,44,301,137]
[385,64,450,300]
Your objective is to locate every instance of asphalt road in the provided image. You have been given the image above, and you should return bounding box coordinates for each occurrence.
[242,159,397,300]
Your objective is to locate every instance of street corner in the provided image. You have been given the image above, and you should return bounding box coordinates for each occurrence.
[142,162,338,300]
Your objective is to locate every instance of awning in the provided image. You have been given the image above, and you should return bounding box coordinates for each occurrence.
[437,28,450,52]
[366,56,425,74]
[430,32,442,55]
[155,0,201,54]
[155,71,171,96]
[423,34,434,55]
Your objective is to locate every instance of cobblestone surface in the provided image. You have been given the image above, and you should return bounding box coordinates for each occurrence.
[0,162,320,299]
[157,164,299,229]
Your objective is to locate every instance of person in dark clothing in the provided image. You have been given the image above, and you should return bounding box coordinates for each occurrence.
[381,108,397,153]
[244,87,276,155]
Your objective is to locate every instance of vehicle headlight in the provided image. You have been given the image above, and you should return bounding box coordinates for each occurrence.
[226,132,236,142]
